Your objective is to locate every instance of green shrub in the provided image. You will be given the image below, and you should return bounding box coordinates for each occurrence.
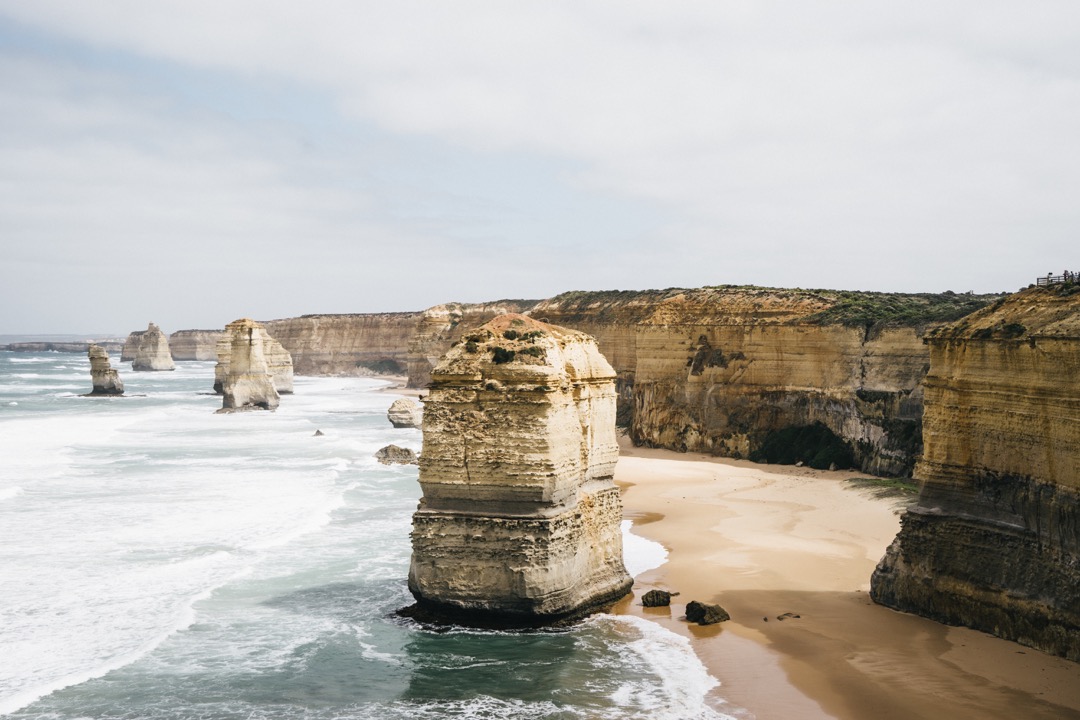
[518,346,545,358]
[464,341,479,353]
[491,347,516,364]
[503,329,520,340]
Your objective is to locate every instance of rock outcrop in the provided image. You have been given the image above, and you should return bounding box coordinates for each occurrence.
[168,330,224,360]
[387,398,422,428]
[217,319,280,412]
[407,314,633,623]
[406,300,541,388]
[129,323,176,371]
[375,445,419,465]
[871,285,1080,660]
[685,600,730,625]
[263,313,422,376]
[86,344,123,395]
[213,331,293,395]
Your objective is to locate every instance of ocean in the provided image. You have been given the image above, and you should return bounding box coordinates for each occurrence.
[0,352,733,719]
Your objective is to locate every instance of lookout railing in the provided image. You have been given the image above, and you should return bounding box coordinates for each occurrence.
[1037,271,1077,286]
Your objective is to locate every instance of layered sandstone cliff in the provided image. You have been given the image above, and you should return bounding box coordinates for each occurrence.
[218,319,280,412]
[86,344,123,395]
[130,323,175,371]
[169,330,224,361]
[408,314,633,622]
[264,313,421,376]
[871,285,1080,659]
[530,288,992,476]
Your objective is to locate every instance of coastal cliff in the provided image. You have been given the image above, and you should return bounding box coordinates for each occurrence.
[531,288,993,476]
[871,284,1080,659]
[169,330,223,361]
[263,313,421,376]
[408,314,632,622]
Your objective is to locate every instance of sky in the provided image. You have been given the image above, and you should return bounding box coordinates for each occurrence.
[2,2,1079,335]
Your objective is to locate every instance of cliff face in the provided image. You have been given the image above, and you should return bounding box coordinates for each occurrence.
[530,288,988,476]
[406,300,541,388]
[264,313,421,376]
[871,285,1080,659]
[169,330,223,361]
[408,314,632,622]
[218,319,280,411]
[130,323,175,371]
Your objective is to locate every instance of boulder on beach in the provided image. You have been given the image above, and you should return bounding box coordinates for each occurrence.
[685,600,730,625]
[641,590,676,607]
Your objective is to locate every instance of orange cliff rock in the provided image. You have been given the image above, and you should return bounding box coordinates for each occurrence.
[871,284,1080,659]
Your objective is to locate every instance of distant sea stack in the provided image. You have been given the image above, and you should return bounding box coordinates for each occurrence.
[407,314,633,624]
[871,284,1080,660]
[129,323,175,371]
[214,329,293,395]
[218,319,280,412]
[86,344,123,395]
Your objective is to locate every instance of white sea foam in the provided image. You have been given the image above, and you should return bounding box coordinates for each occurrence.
[0,485,23,501]
[622,519,668,578]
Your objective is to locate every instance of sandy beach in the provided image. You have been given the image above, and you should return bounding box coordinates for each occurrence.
[612,436,1080,720]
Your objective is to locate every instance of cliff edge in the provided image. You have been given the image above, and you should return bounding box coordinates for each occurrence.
[871,284,1080,659]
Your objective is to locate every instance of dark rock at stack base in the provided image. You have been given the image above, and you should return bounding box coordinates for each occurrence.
[641,590,675,607]
[685,600,730,625]
[375,445,418,465]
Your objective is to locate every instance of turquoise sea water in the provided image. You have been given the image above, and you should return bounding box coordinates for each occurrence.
[0,352,733,719]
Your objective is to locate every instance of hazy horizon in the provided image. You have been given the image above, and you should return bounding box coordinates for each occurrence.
[3,2,1078,334]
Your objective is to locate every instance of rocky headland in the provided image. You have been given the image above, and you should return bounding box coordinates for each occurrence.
[217,319,280,412]
[407,314,633,624]
[86,344,123,395]
[129,323,176,371]
[871,284,1080,659]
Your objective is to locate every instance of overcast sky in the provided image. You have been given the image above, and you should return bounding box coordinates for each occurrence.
[2,2,1079,335]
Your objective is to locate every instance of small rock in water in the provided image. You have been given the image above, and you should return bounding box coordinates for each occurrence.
[375,444,418,465]
[314,429,325,437]
[685,600,730,625]
[641,589,677,607]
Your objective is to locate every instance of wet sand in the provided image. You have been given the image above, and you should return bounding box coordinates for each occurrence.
[611,437,1080,720]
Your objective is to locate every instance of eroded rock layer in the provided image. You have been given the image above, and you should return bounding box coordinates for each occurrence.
[87,344,123,395]
[169,330,224,360]
[130,323,175,371]
[408,314,632,622]
[218,319,280,411]
[871,285,1080,659]
[264,313,422,376]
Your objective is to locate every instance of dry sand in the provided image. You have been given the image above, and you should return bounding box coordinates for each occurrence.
[612,436,1080,720]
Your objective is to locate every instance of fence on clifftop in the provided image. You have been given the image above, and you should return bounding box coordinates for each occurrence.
[1037,271,1078,286]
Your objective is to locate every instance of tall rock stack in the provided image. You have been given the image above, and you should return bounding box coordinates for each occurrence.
[213,330,293,395]
[218,318,280,412]
[130,323,175,371]
[408,314,632,623]
[87,344,124,395]
[871,285,1080,659]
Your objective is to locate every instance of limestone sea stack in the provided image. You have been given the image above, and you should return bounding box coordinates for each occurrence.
[387,398,422,428]
[407,314,633,624]
[130,323,175,371]
[218,318,280,412]
[214,330,293,395]
[871,285,1080,659]
[87,344,123,395]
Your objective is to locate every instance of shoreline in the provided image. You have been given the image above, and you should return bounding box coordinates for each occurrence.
[611,436,1080,720]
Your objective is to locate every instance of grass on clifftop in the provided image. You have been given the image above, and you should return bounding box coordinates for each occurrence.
[802,290,1002,330]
